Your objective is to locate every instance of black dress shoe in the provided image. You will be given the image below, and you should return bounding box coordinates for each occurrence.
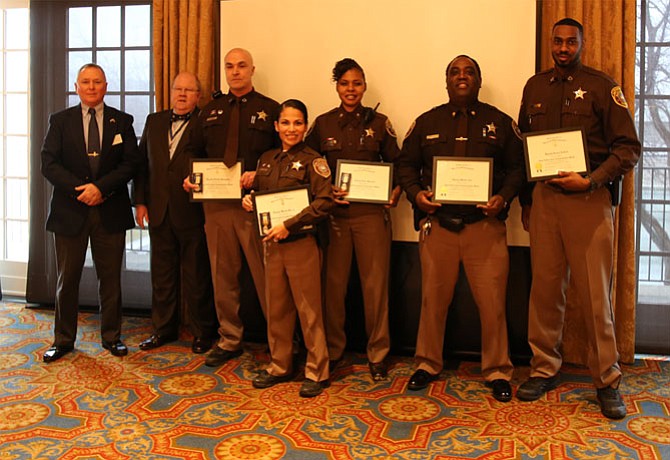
[369,361,388,381]
[252,370,294,389]
[490,379,513,402]
[407,369,438,391]
[204,347,243,367]
[102,340,128,357]
[517,374,559,401]
[191,337,213,354]
[139,334,176,351]
[597,386,627,419]
[43,345,73,363]
[299,378,330,397]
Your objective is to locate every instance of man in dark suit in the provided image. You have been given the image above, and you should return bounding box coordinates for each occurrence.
[133,72,217,353]
[41,63,141,362]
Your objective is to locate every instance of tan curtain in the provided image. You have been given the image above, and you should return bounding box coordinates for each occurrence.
[153,0,217,111]
[540,0,638,363]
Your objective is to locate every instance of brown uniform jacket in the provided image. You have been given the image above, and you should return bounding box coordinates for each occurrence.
[305,105,399,180]
[518,64,641,204]
[189,89,279,172]
[396,100,525,222]
[253,142,334,233]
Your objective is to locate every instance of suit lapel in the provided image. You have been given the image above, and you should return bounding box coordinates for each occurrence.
[101,104,117,154]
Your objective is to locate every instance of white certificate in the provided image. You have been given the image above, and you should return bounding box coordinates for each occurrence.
[432,156,492,205]
[523,127,589,181]
[190,159,243,201]
[335,159,393,204]
[252,185,312,237]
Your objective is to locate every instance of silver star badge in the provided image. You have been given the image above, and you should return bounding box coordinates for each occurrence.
[486,123,497,135]
[365,128,375,138]
[574,87,588,100]
[291,160,303,171]
[257,110,268,121]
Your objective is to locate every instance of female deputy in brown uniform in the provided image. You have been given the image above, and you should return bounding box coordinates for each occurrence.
[242,99,334,397]
[305,58,400,380]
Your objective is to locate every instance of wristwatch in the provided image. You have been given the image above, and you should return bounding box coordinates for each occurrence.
[588,175,598,191]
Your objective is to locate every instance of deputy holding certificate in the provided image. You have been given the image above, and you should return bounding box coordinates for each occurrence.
[305,58,400,381]
[396,55,524,402]
[516,18,640,420]
[243,99,334,398]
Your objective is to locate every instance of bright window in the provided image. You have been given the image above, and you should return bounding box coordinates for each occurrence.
[0,3,29,264]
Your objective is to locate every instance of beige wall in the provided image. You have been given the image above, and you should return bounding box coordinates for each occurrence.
[220,0,536,244]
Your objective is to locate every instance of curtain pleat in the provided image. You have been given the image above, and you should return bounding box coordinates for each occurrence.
[152,0,217,111]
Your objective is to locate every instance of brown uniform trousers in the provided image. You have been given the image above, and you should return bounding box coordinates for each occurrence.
[416,217,514,381]
[528,183,620,387]
[203,202,266,352]
[325,204,391,363]
[265,235,329,381]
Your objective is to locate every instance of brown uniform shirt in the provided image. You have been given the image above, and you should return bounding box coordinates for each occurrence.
[518,64,641,204]
[305,105,399,178]
[190,89,279,172]
[253,142,334,233]
[396,100,525,220]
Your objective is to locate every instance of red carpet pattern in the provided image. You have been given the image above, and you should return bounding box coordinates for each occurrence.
[0,301,668,459]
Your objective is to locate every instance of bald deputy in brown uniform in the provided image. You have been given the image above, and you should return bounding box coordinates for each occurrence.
[185,48,279,367]
[516,18,640,420]
[396,55,525,403]
[305,58,400,381]
[244,99,334,398]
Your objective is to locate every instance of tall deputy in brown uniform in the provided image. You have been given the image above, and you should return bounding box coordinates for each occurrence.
[305,58,400,380]
[185,48,279,367]
[516,18,640,420]
[396,55,524,402]
[243,100,334,398]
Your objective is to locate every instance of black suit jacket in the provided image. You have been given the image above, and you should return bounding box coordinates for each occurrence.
[41,104,140,236]
[133,109,204,230]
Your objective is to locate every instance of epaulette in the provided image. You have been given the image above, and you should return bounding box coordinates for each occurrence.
[255,92,280,106]
[211,90,223,99]
[479,101,510,120]
[580,65,619,86]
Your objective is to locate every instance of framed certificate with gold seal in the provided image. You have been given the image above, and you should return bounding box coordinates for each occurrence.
[522,127,589,181]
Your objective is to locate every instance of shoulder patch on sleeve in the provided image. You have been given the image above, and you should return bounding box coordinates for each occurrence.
[512,120,523,140]
[404,120,416,140]
[313,157,331,178]
[611,86,629,109]
[385,119,397,138]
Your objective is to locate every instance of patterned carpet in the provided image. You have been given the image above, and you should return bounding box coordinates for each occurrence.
[0,301,669,460]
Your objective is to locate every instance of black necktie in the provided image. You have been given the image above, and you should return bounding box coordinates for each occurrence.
[454,109,469,156]
[223,99,240,168]
[87,107,101,178]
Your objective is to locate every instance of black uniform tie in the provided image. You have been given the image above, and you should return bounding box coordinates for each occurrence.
[87,107,101,178]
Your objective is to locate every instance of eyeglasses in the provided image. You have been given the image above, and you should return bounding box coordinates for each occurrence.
[172,87,199,93]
